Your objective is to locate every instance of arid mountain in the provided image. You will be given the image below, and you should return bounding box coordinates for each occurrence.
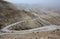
[0,0,43,29]
[0,0,35,29]
[0,0,60,39]
[0,0,60,30]
[16,3,60,13]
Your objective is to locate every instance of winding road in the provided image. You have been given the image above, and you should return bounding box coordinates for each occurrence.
[0,10,60,35]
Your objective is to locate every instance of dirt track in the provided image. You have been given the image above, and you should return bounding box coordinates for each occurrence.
[1,25,60,33]
[0,27,60,39]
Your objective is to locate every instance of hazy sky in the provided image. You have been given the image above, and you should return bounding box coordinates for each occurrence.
[5,0,60,4]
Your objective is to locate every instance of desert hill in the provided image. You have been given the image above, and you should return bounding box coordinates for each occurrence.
[0,0,35,29]
[0,0,60,30]
[0,0,60,39]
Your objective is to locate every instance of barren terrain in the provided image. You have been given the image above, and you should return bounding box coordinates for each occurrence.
[0,0,60,39]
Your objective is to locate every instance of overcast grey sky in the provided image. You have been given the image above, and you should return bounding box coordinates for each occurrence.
[5,0,60,4]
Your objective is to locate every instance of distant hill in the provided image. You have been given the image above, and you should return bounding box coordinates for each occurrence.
[15,3,60,13]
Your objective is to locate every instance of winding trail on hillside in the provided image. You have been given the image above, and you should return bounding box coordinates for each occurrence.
[1,12,50,33]
[1,17,48,33]
[0,10,60,35]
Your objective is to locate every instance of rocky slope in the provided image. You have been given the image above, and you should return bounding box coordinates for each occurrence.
[0,0,36,29]
[0,0,60,30]
[0,0,60,39]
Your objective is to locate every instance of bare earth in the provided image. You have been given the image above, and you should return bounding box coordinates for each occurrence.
[0,29,60,39]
